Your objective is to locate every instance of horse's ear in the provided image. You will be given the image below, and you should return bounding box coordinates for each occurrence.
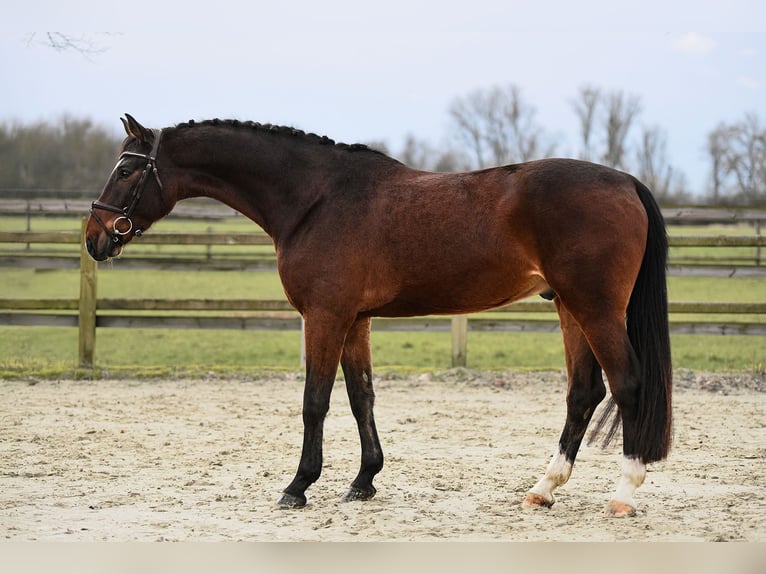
[122,114,154,144]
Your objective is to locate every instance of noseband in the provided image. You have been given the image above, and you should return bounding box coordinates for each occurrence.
[90,129,163,246]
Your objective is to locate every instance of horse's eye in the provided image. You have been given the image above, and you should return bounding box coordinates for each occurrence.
[118,168,131,179]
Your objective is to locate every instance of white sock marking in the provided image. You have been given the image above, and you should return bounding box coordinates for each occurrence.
[611,456,646,508]
[528,451,573,502]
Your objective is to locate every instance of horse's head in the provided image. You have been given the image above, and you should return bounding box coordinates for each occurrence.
[85,114,171,261]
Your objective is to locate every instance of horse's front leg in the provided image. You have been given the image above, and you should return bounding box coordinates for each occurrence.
[278,312,351,508]
[340,317,384,502]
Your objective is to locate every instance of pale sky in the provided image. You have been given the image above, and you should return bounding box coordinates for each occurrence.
[3,0,765,195]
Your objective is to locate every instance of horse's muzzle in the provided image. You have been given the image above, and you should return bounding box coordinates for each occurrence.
[85,234,123,262]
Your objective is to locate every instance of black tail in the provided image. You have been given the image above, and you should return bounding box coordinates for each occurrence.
[590,177,673,463]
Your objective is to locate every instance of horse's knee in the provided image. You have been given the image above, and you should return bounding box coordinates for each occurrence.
[302,390,331,426]
[304,397,328,415]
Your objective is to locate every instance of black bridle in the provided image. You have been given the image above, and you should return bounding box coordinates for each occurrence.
[90,129,164,245]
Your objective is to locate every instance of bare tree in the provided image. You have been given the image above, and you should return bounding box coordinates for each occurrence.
[448,84,555,169]
[706,113,766,205]
[571,87,643,172]
[602,91,642,169]
[635,125,690,202]
[571,85,601,161]
[636,125,672,197]
[706,123,730,203]
[24,33,115,58]
[725,113,766,203]
[449,91,489,167]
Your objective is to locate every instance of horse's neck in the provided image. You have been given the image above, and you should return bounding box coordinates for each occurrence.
[170,130,332,240]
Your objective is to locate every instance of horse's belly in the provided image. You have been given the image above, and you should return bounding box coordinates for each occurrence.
[365,267,548,318]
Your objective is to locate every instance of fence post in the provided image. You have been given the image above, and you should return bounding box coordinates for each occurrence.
[451,315,468,368]
[78,218,97,367]
[25,200,31,250]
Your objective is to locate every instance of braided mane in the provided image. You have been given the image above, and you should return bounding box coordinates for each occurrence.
[175,118,388,156]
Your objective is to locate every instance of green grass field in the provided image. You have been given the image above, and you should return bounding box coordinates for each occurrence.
[1,215,764,378]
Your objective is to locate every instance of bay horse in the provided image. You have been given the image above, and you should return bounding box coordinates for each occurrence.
[86,115,672,517]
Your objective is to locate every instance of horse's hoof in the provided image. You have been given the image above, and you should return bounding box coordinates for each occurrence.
[522,491,554,509]
[607,500,636,517]
[277,492,307,509]
[341,485,376,503]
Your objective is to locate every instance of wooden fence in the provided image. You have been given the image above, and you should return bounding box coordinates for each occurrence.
[2,229,765,274]
[1,205,764,272]
[1,216,765,368]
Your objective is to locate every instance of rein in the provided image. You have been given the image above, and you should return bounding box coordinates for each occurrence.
[90,129,164,245]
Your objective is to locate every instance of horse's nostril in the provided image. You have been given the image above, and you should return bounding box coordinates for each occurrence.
[85,237,104,261]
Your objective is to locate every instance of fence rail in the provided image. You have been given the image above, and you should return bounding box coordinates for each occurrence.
[1,217,765,368]
[0,195,237,219]
[2,197,765,221]
[1,230,764,274]
[3,230,766,247]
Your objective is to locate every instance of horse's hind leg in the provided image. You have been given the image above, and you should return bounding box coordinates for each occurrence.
[340,317,384,502]
[524,301,606,509]
[554,302,647,517]
[579,321,647,517]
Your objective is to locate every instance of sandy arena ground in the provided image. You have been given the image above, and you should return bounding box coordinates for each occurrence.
[1,369,764,541]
